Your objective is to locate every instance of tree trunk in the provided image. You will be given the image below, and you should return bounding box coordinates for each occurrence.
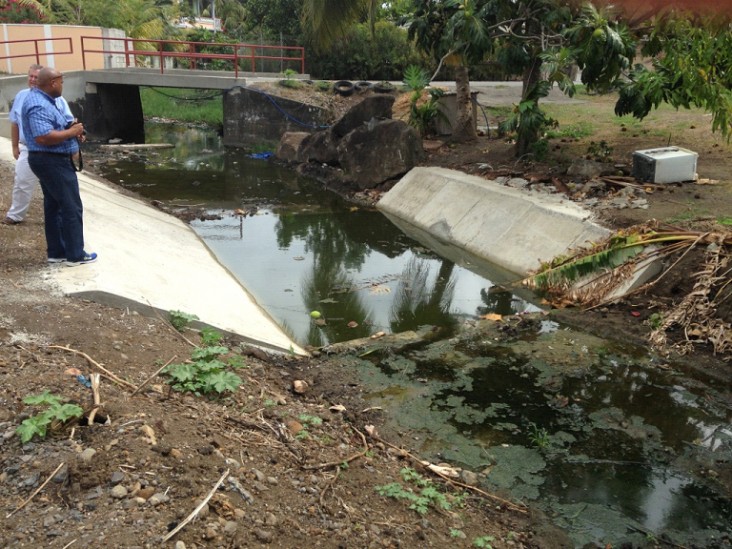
[516,56,543,158]
[451,65,477,143]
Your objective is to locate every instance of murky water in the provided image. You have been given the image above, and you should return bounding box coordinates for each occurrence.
[93,123,732,547]
[93,123,539,347]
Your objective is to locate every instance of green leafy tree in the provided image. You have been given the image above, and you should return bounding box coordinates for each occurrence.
[0,0,46,22]
[408,0,491,142]
[301,0,380,51]
[614,11,732,140]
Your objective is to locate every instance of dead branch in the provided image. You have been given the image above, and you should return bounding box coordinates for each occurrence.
[303,425,370,471]
[162,469,230,542]
[46,345,136,391]
[131,356,177,396]
[369,432,527,514]
[7,462,65,518]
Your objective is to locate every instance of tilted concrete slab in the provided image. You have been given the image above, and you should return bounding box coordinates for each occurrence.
[377,167,611,277]
[0,138,306,356]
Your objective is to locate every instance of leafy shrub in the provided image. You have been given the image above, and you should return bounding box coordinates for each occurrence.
[307,21,425,81]
[16,392,84,443]
[163,334,246,395]
[169,310,199,331]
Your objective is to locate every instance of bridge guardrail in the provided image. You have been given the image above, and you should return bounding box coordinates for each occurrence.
[0,37,73,65]
[80,36,305,77]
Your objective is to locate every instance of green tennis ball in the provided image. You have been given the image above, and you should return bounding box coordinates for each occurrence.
[310,310,322,319]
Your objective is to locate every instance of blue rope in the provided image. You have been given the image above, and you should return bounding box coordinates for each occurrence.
[238,85,331,130]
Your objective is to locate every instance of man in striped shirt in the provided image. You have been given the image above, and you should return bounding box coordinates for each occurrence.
[21,67,97,266]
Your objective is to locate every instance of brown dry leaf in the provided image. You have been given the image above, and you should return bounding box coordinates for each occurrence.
[370,331,386,339]
[347,321,359,328]
[329,404,347,413]
[64,367,83,376]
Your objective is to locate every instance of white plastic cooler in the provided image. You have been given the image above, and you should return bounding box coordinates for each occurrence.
[632,147,698,184]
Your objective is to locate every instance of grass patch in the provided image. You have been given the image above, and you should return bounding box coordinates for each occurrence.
[545,120,594,140]
[140,87,223,126]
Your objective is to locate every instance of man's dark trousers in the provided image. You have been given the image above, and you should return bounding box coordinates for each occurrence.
[28,152,85,261]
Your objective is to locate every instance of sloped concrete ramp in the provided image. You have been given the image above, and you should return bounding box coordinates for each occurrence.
[377,167,611,277]
[1,138,306,356]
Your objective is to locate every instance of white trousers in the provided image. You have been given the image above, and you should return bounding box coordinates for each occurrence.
[6,144,39,222]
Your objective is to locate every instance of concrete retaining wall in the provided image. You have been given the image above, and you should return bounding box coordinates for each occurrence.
[377,167,610,277]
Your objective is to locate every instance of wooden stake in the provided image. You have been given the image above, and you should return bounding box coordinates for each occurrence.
[87,373,102,425]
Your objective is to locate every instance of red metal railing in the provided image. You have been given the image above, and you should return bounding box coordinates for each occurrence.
[0,37,73,64]
[80,36,305,77]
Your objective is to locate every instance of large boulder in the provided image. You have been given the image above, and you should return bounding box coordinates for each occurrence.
[298,129,339,165]
[331,95,395,138]
[337,119,424,189]
[275,132,310,163]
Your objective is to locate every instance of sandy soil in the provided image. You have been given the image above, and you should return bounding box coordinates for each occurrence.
[0,86,730,548]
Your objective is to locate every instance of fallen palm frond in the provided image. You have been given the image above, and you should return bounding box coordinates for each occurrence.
[523,221,731,358]
[649,242,731,358]
[524,222,712,303]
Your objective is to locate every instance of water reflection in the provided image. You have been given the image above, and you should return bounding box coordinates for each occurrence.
[95,122,539,345]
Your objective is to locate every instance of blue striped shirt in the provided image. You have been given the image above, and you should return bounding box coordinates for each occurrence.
[20,87,79,155]
[10,88,73,145]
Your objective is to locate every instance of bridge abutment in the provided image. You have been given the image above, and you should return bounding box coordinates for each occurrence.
[83,82,145,143]
[223,86,328,147]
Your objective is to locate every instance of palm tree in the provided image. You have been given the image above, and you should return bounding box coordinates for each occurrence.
[408,0,490,142]
[301,0,380,51]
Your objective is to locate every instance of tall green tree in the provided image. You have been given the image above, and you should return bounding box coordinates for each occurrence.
[614,10,732,140]
[301,0,380,51]
[408,0,491,142]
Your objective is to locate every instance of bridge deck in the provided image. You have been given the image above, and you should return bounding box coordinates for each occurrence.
[84,68,309,90]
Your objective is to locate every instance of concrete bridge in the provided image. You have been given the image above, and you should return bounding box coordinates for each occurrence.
[0,67,324,146]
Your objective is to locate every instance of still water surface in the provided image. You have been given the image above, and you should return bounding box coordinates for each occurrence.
[96,123,539,347]
[93,122,732,547]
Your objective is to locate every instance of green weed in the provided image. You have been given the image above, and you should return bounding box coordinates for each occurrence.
[169,310,199,331]
[527,422,550,449]
[163,332,245,395]
[473,535,495,548]
[374,467,458,515]
[279,68,303,89]
[200,327,223,345]
[294,414,323,440]
[16,391,84,443]
[718,216,732,226]
[648,313,664,330]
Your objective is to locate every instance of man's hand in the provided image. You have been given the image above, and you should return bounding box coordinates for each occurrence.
[12,144,19,160]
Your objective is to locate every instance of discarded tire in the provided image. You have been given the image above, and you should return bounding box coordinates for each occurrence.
[373,81,396,94]
[333,80,354,97]
[354,81,373,92]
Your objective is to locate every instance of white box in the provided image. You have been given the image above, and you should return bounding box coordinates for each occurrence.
[632,147,698,183]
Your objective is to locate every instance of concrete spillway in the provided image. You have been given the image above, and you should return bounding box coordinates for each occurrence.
[377,167,611,278]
